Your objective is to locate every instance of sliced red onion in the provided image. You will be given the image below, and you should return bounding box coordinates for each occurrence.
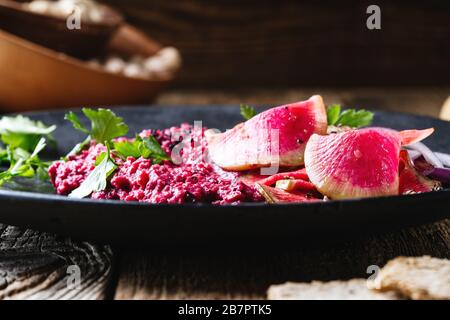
[435,152,450,168]
[407,149,421,161]
[426,168,450,184]
[405,142,444,168]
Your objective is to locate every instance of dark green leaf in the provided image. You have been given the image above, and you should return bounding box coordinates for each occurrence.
[140,136,170,163]
[0,147,8,165]
[240,104,257,120]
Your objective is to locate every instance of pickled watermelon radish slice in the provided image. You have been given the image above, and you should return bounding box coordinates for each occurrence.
[255,183,318,203]
[206,95,327,171]
[275,179,317,192]
[305,128,402,199]
[238,168,309,188]
[257,168,309,186]
[399,150,441,194]
[399,128,434,146]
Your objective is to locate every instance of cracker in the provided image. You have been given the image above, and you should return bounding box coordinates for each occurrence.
[267,279,400,300]
[372,256,450,300]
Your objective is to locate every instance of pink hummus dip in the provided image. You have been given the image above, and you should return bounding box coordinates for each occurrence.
[48,124,263,204]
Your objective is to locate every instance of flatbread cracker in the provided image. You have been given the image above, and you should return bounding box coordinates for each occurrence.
[372,256,450,300]
[267,279,400,300]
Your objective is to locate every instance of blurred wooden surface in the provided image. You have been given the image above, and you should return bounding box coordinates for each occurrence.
[0,88,449,299]
[104,1,450,88]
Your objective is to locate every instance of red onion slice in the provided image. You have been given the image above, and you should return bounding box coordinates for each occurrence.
[435,152,450,168]
[426,168,450,184]
[405,142,444,168]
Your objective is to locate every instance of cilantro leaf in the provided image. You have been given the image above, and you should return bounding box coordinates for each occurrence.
[82,108,128,143]
[240,104,257,120]
[69,147,117,199]
[326,104,374,128]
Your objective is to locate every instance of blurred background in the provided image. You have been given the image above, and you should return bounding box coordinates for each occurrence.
[0,0,449,117]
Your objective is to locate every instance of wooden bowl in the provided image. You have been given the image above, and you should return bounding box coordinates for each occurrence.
[0,0,123,59]
[0,28,175,111]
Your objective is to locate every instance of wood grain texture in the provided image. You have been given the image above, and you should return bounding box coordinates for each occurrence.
[103,1,450,87]
[0,224,114,300]
[114,219,450,300]
[156,87,450,118]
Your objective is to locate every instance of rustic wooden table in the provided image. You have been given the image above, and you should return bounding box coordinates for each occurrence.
[0,88,449,300]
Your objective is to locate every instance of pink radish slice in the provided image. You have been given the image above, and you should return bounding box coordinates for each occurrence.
[399,128,434,146]
[275,179,317,192]
[257,168,309,186]
[207,95,328,171]
[305,128,401,199]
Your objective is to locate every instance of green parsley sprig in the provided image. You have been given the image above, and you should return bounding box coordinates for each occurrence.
[66,108,170,198]
[0,115,55,186]
[327,104,373,128]
[240,104,257,120]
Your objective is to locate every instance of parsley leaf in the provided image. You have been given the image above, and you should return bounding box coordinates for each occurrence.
[0,137,50,186]
[113,135,170,163]
[0,147,7,165]
[326,104,341,126]
[113,139,141,159]
[0,115,56,136]
[81,108,128,143]
[139,136,170,163]
[65,112,89,134]
[65,108,128,157]
[0,115,56,152]
[69,145,117,199]
[240,104,257,120]
[326,104,373,128]
[65,136,91,159]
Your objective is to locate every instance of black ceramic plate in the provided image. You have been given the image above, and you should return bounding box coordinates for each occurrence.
[0,106,449,246]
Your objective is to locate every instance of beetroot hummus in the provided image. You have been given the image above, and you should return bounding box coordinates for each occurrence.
[48,124,263,204]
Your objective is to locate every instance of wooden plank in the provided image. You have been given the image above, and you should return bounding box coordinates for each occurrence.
[104,1,450,87]
[114,219,449,300]
[0,224,114,300]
